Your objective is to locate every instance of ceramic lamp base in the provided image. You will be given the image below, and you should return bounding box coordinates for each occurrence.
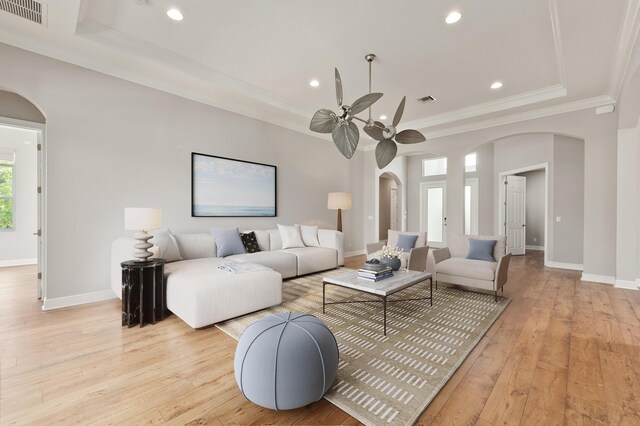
[133,231,153,262]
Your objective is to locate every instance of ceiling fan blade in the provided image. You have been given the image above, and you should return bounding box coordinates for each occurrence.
[364,121,384,141]
[310,109,337,133]
[331,121,359,159]
[350,92,383,115]
[395,129,426,144]
[335,68,343,107]
[392,96,406,127]
[375,140,397,169]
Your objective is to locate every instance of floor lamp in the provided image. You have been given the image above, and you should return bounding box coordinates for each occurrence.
[327,192,352,233]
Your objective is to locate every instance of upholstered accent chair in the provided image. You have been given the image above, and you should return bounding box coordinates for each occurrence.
[432,233,511,301]
[366,230,430,272]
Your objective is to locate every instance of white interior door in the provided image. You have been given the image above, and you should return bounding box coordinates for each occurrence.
[420,181,447,248]
[505,175,526,255]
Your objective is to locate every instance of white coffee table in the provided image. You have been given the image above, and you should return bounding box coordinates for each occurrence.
[322,269,433,335]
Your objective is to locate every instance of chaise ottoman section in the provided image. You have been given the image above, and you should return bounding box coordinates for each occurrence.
[226,251,298,279]
[164,258,282,328]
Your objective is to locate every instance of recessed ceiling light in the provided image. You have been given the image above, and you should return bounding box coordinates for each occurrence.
[309,80,320,87]
[491,81,503,89]
[379,115,387,120]
[445,11,462,24]
[166,8,183,21]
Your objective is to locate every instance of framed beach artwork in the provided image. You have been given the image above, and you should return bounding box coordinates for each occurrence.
[191,153,277,217]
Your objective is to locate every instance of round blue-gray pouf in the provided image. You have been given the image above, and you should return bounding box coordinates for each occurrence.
[234,312,339,410]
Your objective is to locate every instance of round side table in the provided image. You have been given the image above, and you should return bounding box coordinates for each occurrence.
[121,258,167,328]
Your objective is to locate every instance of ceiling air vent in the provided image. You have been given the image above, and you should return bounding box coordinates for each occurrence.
[418,95,436,103]
[0,0,48,25]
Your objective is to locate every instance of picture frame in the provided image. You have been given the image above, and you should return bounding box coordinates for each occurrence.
[191,152,277,217]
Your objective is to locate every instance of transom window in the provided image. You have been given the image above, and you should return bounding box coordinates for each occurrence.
[422,157,447,177]
[0,151,15,230]
[465,152,477,173]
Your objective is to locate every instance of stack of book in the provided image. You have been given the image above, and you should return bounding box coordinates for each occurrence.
[358,266,393,282]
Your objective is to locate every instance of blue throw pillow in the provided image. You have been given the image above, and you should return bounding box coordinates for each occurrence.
[211,228,246,257]
[466,239,497,262]
[397,234,419,253]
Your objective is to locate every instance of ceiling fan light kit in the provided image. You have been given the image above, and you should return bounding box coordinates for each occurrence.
[309,54,427,169]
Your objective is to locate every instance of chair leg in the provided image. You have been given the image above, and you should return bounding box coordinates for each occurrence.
[435,281,438,290]
[494,290,498,302]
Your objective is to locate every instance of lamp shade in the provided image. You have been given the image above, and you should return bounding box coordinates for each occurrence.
[124,208,162,231]
[327,192,352,210]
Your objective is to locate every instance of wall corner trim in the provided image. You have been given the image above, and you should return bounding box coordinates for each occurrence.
[0,258,37,268]
[615,279,639,290]
[581,273,615,285]
[545,261,583,271]
[42,290,116,311]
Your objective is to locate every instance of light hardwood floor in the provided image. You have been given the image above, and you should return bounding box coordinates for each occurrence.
[2,252,640,425]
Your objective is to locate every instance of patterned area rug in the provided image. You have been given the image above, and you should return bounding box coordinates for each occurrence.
[217,269,510,426]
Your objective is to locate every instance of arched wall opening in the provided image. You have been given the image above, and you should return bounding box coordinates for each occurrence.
[462,132,586,270]
[378,171,402,241]
[0,89,46,300]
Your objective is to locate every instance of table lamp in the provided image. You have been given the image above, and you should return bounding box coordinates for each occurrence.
[327,192,351,233]
[124,208,162,262]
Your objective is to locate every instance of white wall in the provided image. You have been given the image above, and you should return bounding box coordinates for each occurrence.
[0,126,37,264]
[615,127,638,285]
[0,42,365,302]
[516,170,545,247]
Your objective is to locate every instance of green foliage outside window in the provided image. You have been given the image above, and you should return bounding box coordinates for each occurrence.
[0,163,14,229]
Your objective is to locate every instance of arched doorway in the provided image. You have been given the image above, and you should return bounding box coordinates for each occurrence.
[0,89,46,300]
[463,132,585,270]
[378,172,402,241]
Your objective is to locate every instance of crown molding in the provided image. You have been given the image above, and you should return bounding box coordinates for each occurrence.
[608,0,640,100]
[548,0,567,85]
[421,94,615,140]
[400,84,567,131]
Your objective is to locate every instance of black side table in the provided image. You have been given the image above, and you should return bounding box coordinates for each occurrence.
[121,258,167,328]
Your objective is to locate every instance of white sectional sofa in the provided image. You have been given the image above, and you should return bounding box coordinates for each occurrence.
[111,229,344,328]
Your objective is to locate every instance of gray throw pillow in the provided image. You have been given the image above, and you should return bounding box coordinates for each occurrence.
[211,228,246,257]
[150,228,183,262]
[466,239,497,262]
[397,234,418,252]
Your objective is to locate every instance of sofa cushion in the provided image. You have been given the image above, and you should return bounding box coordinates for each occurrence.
[227,251,297,279]
[388,230,427,248]
[278,224,305,249]
[436,258,497,281]
[298,224,320,247]
[397,234,418,252]
[211,228,246,257]
[467,239,497,262]
[450,233,506,260]
[240,231,261,253]
[164,258,282,328]
[281,247,338,276]
[151,228,183,262]
[174,233,216,260]
[267,229,282,251]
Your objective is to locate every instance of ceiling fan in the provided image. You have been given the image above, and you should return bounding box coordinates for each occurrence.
[309,54,426,168]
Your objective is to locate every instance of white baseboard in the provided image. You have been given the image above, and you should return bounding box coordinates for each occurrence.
[614,279,639,290]
[345,249,366,257]
[581,273,615,285]
[525,245,544,251]
[546,261,583,271]
[42,290,116,311]
[0,258,37,267]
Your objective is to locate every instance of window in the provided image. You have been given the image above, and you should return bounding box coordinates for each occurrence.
[465,152,477,173]
[422,157,447,177]
[464,178,479,235]
[0,152,15,230]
